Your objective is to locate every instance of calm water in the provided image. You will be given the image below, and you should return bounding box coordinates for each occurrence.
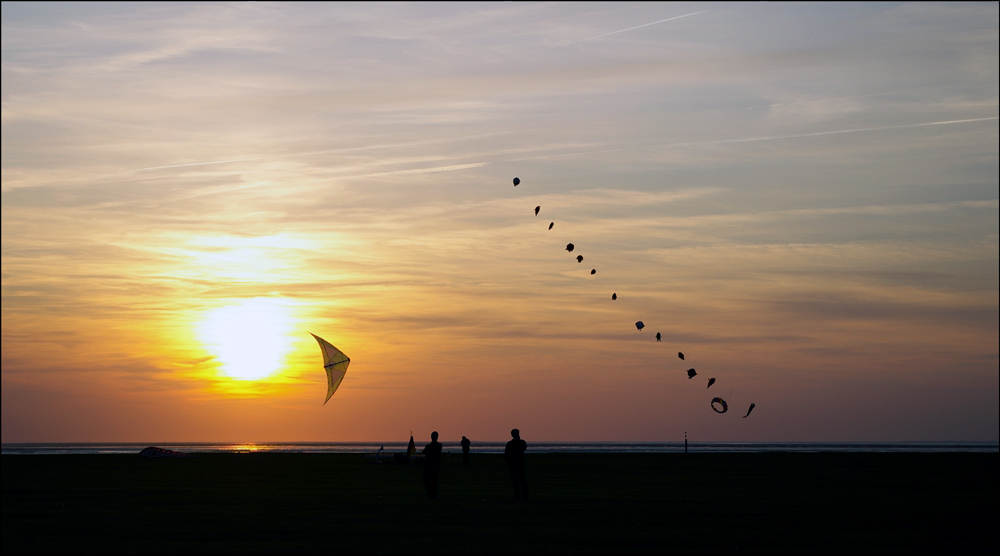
[2,441,996,455]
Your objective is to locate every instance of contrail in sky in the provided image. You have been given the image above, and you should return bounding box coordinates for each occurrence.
[89,117,1000,182]
[134,131,515,173]
[560,11,707,47]
[509,116,999,162]
[359,162,488,178]
[686,117,1000,147]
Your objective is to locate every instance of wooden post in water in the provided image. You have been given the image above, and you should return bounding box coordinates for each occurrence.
[684,431,688,453]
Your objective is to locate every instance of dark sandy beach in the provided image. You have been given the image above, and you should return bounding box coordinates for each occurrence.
[3,452,996,555]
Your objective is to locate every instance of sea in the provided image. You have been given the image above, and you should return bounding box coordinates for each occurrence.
[2,441,996,455]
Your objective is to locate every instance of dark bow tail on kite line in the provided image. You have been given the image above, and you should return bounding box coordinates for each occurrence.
[506,174,755,418]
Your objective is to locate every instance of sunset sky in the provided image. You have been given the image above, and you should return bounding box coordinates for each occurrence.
[3,2,997,444]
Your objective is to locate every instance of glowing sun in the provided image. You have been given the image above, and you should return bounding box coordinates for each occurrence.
[197,298,297,381]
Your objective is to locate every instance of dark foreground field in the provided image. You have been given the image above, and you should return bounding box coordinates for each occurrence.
[3,452,997,555]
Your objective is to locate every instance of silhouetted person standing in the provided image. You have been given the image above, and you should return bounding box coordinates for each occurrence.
[504,428,528,500]
[461,436,471,465]
[422,431,443,499]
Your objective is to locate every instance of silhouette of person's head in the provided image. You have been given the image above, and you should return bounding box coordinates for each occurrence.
[431,431,439,441]
[511,428,520,439]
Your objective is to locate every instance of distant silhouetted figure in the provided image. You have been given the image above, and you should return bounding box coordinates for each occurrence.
[461,436,471,465]
[504,428,529,500]
[422,431,443,499]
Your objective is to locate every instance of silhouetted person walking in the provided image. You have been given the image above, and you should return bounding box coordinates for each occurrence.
[422,431,443,499]
[461,435,471,465]
[504,428,528,500]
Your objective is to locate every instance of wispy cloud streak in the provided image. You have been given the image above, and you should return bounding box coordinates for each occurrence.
[133,133,513,173]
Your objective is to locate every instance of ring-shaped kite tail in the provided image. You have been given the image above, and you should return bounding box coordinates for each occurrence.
[711,397,728,414]
[310,333,351,405]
